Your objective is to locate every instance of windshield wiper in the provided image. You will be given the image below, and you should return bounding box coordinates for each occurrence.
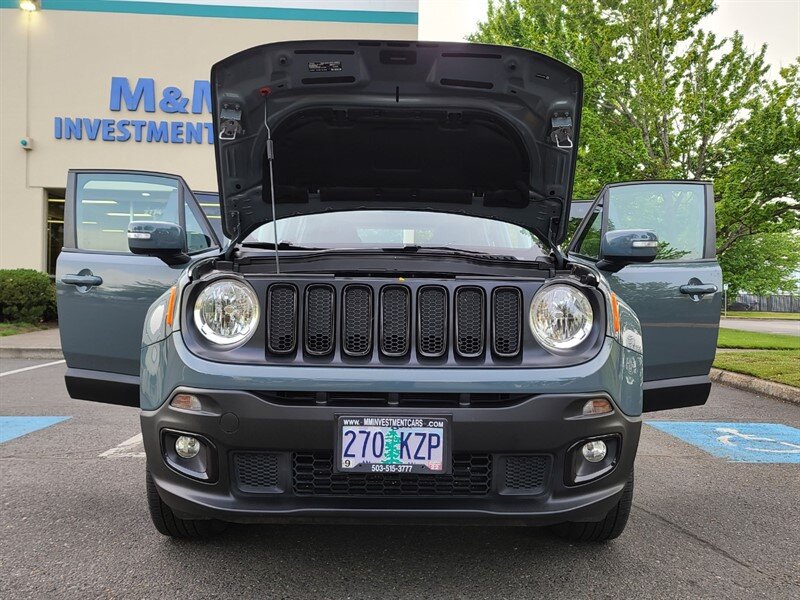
[380,245,492,256]
[240,241,323,251]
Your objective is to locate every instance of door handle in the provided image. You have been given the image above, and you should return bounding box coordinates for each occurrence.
[680,282,717,301]
[62,274,103,288]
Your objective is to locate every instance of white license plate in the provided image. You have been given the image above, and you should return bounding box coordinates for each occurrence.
[336,416,450,474]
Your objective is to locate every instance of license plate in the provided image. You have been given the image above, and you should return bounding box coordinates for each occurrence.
[336,416,451,474]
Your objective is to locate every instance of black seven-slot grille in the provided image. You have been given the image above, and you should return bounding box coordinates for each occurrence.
[265,282,524,360]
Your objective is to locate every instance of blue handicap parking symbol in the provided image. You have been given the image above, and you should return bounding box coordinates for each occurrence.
[0,416,70,444]
[647,421,800,463]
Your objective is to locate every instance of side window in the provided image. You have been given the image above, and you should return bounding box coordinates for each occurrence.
[575,211,602,258]
[195,192,226,242]
[75,174,180,253]
[607,183,706,260]
[184,203,213,254]
[567,200,592,240]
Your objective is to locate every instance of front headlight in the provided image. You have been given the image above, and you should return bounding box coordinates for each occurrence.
[529,284,594,352]
[193,278,260,346]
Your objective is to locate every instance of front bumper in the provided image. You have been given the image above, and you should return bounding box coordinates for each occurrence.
[141,335,643,525]
[144,390,640,524]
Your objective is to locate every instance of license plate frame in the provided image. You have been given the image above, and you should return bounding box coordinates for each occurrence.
[334,415,452,475]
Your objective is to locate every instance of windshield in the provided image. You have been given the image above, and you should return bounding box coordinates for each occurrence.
[243,211,547,260]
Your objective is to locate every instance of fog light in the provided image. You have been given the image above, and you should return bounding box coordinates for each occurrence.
[581,440,607,463]
[175,435,201,459]
[582,398,612,415]
[171,393,202,411]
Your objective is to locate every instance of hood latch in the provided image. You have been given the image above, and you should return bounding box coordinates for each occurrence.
[549,113,573,149]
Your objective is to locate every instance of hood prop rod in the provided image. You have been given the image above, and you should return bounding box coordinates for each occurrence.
[262,87,280,274]
[546,214,566,269]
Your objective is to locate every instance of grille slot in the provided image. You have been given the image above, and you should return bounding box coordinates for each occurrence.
[267,284,298,354]
[380,286,410,356]
[455,287,485,357]
[305,285,335,355]
[293,452,492,496]
[492,287,522,357]
[417,286,448,357]
[342,285,373,356]
[233,453,280,492]
[502,456,549,495]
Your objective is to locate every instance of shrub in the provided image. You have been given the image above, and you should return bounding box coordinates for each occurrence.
[0,269,54,323]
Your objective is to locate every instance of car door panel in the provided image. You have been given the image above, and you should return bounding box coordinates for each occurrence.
[57,170,219,406]
[607,260,721,381]
[569,181,721,412]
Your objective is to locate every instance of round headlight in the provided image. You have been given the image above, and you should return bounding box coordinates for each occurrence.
[193,278,259,346]
[529,284,594,352]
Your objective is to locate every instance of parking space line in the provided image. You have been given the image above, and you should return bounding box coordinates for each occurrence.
[99,433,145,458]
[0,359,66,377]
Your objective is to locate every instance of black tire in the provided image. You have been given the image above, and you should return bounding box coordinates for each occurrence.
[146,469,227,539]
[551,471,634,542]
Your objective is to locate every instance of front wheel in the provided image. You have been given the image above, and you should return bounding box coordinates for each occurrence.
[146,469,227,539]
[550,471,634,542]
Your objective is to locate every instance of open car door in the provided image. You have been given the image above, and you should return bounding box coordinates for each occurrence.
[56,170,221,406]
[568,181,721,412]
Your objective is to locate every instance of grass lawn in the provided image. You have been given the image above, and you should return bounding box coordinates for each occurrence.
[716,328,799,350]
[723,311,800,320]
[714,350,800,388]
[0,322,50,337]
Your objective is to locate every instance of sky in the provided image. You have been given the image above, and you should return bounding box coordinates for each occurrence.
[419,0,800,72]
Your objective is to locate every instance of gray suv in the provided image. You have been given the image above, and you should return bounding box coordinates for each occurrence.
[57,41,720,541]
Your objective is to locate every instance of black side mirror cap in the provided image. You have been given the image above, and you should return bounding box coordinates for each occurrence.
[596,229,658,272]
[127,221,190,265]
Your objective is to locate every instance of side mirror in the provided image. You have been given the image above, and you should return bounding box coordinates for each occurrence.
[596,229,658,272]
[127,221,189,265]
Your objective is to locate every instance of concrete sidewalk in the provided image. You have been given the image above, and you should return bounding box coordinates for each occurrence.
[720,317,800,336]
[0,328,63,360]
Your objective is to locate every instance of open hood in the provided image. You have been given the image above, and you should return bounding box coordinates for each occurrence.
[211,40,582,245]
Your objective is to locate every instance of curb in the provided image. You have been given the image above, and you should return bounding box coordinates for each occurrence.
[710,368,800,405]
[0,348,64,360]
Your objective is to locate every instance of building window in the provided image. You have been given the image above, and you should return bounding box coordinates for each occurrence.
[46,190,65,276]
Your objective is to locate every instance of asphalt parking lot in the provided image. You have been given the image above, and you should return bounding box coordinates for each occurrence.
[1,358,798,600]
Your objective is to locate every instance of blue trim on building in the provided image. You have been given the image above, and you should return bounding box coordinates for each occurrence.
[0,0,418,24]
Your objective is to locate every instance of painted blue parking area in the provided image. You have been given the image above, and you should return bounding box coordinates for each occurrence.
[0,416,70,444]
[647,421,800,463]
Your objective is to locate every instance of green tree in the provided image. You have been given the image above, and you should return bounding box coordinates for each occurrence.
[470,0,800,292]
[382,428,402,464]
[719,232,800,296]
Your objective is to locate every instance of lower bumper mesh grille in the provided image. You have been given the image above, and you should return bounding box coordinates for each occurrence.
[501,455,549,495]
[292,452,492,496]
[233,452,280,492]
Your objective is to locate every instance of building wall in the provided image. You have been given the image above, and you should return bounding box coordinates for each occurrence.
[0,1,418,270]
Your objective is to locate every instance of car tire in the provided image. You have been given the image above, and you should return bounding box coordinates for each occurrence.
[146,469,227,538]
[551,471,634,542]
